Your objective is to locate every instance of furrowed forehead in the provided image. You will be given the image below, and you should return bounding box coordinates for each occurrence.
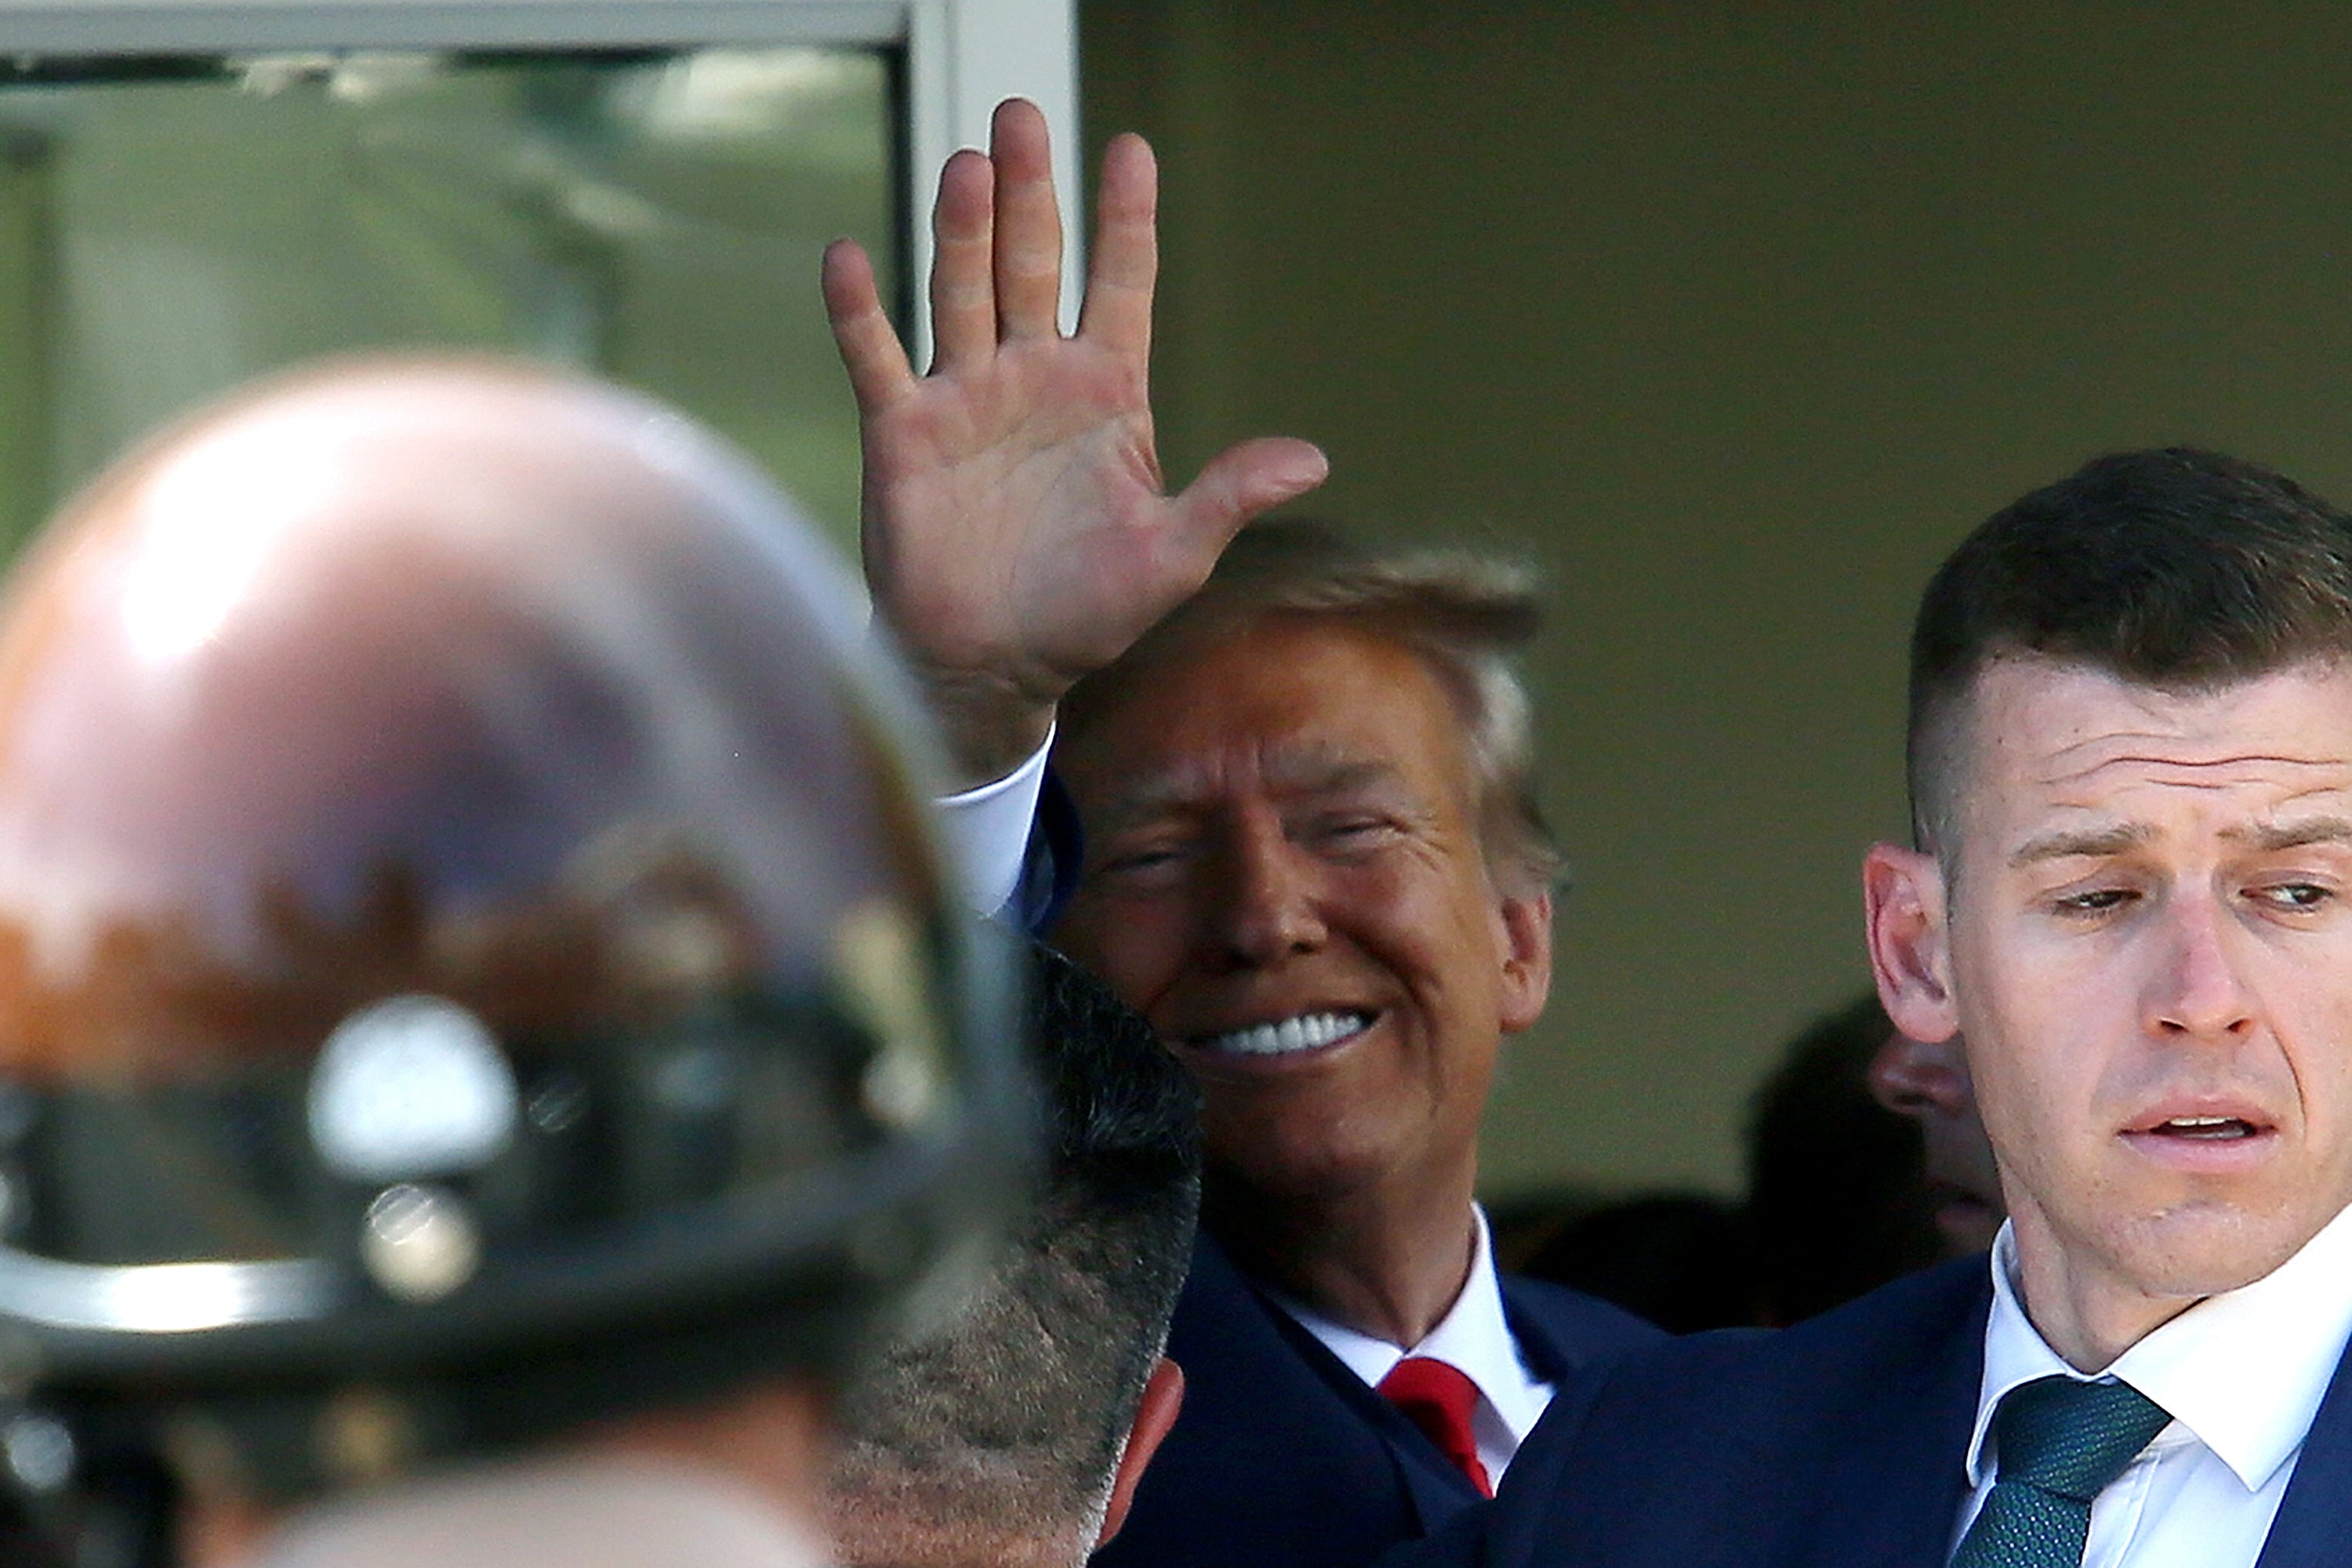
[1915,653,2189,830]
[1927,655,2352,850]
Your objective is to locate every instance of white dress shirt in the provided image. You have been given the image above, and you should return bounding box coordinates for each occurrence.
[936,727,1054,916]
[1957,1200,2352,1567]
[1269,1207,1557,1484]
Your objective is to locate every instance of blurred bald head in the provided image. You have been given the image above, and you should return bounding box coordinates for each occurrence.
[52,354,786,637]
[0,355,1020,1568]
[0,354,931,1077]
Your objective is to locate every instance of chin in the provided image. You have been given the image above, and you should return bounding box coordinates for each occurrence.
[2104,1203,2318,1300]
[1208,1141,1392,1207]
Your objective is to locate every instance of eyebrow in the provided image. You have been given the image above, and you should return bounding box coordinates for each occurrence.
[2220,815,2352,853]
[1088,753,1407,836]
[1261,753,1404,796]
[2006,823,2154,869]
[2006,815,2352,869]
[1087,781,1200,839]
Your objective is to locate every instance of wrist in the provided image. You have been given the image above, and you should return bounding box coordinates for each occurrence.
[914,669,1060,789]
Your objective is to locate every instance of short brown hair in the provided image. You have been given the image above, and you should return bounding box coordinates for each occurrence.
[1908,447,2352,858]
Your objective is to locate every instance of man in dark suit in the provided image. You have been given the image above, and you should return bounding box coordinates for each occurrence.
[822,100,1659,1568]
[1047,519,1664,1568]
[1399,446,2352,1568]
[1127,1218,1661,1568]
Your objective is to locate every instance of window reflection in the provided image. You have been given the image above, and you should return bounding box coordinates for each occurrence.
[0,47,898,556]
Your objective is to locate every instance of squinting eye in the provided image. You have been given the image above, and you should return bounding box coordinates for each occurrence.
[1092,844,1189,884]
[2056,887,2136,914]
[1310,817,1394,850]
[2254,882,2331,910]
[1105,849,1171,870]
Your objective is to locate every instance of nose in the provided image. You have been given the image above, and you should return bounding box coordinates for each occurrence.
[2145,891,2257,1043]
[1208,808,1326,967]
[1867,1029,1973,1120]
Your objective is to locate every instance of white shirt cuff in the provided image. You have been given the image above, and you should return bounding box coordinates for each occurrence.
[936,724,1055,917]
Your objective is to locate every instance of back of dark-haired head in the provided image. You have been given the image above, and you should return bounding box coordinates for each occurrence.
[1908,447,2352,857]
[828,943,1202,1568]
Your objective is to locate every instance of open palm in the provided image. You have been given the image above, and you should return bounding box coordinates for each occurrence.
[825,100,1325,782]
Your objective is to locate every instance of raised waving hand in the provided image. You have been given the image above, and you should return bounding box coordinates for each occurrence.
[823,98,1327,785]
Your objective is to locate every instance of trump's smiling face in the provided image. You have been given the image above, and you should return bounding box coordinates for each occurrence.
[1051,615,1551,1212]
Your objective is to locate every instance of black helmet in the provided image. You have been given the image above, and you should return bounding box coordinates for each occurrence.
[0,358,1026,1520]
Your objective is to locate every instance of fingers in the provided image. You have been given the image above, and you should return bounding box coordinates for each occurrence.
[822,238,914,412]
[1077,132,1158,362]
[989,96,1065,340]
[1171,437,1330,547]
[929,148,997,371]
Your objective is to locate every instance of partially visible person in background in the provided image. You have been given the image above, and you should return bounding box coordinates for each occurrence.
[1867,1025,2005,1256]
[1507,993,1955,1334]
[0,356,1029,1568]
[826,945,1198,1568]
[1744,993,1949,1323]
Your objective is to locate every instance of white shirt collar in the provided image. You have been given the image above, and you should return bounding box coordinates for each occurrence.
[1271,1207,1553,1442]
[1971,1200,2352,1494]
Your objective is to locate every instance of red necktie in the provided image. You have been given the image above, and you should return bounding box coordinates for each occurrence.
[1377,1356,1494,1497]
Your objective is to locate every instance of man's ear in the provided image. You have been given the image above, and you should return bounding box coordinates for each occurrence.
[1096,1357,1185,1548]
[1864,842,1958,1044]
[1495,889,1553,1036]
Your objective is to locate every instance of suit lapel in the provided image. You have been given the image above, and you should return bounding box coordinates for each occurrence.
[1498,1276,1573,1383]
[1253,1287,1490,1528]
[2256,1334,2352,1568]
[1799,1277,1986,1568]
[1105,1232,1427,1568]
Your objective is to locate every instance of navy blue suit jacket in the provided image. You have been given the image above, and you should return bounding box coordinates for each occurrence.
[1393,1254,2352,1568]
[1091,1229,1663,1568]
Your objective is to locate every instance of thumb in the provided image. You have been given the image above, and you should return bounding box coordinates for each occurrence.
[1169,437,1329,550]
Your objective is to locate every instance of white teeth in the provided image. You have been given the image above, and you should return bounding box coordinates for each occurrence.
[1200,1011,1371,1057]
[2159,1116,2252,1138]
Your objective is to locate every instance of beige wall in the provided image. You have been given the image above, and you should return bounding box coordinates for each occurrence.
[1080,0,2352,1199]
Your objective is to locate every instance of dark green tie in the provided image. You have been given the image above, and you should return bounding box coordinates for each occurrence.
[1950,1375,2172,1568]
